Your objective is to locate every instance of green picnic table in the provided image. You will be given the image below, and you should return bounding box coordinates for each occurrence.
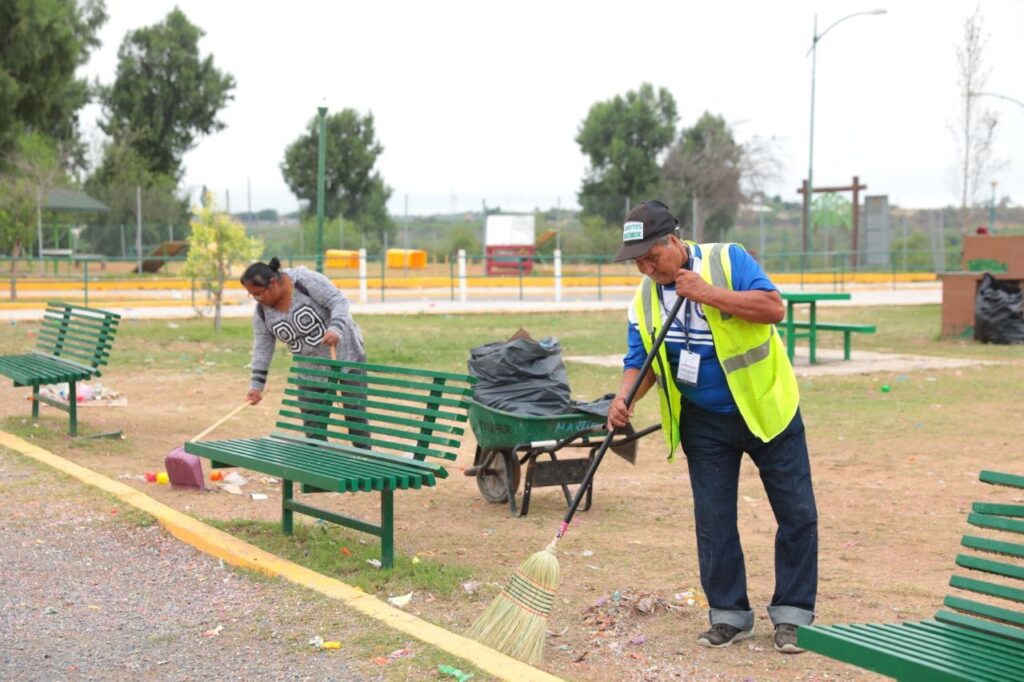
[780,291,852,364]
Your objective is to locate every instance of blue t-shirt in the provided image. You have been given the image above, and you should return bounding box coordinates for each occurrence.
[623,244,777,414]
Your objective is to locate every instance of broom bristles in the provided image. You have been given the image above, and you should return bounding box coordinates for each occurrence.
[466,540,560,664]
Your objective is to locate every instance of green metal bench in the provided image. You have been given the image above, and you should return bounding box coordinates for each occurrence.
[798,470,1024,681]
[0,302,121,436]
[185,355,475,569]
[781,321,876,360]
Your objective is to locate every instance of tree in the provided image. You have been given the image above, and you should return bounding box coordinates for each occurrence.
[811,192,851,266]
[280,109,394,237]
[183,192,263,331]
[83,136,187,254]
[951,7,1004,223]
[0,133,65,298]
[660,112,744,243]
[576,83,678,225]
[0,0,107,166]
[98,8,235,179]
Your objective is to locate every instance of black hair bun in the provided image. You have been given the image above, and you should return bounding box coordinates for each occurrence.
[268,256,281,271]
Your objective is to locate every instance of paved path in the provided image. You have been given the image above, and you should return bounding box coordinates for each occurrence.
[0,452,366,681]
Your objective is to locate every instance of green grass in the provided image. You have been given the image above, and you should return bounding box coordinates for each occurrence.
[203,518,474,597]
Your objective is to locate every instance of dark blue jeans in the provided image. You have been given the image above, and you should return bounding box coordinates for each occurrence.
[679,404,817,630]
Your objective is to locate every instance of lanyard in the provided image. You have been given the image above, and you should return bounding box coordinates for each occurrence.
[658,245,694,351]
[659,288,692,351]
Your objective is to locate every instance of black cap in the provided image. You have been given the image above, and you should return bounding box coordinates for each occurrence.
[612,200,680,262]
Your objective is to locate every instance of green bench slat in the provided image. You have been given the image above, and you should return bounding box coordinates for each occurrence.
[981,470,1024,489]
[934,610,1024,644]
[283,388,468,426]
[943,595,1024,628]
[278,406,461,449]
[968,513,1024,536]
[950,574,1024,603]
[860,621,1024,677]
[289,365,474,397]
[0,355,93,384]
[269,432,447,478]
[973,501,1024,518]
[276,418,458,461]
[798,620,1022,681]
[962,532,1024,558]
[956,553,1024,580]
[285,376,470,410]
[297,355,473,383]
[45,300,121,319]
[186,438,435,492]
[281,396,465,437]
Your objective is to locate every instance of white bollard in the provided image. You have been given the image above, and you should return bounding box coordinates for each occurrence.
[554,248,562,303]
[457,249,467,303]
[358,248,368,303]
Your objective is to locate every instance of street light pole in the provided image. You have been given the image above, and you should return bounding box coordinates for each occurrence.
[805,9,887,271]
[315,106,328,274]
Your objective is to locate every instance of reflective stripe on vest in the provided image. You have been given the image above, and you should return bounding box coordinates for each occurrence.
[634,279,681,461]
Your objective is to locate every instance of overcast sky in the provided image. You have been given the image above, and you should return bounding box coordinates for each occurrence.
[78,0,1024,216]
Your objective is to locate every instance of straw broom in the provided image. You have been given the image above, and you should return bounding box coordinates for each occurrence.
[466,294,686,664]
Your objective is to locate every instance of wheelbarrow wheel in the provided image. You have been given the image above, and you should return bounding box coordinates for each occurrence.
[476,448,521,503]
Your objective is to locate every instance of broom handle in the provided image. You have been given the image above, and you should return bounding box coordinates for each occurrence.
[556,292,686,539]
[191,401,251,442]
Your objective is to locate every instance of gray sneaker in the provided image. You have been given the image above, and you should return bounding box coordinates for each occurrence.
[774,623,805,653]
[697,623,753,648]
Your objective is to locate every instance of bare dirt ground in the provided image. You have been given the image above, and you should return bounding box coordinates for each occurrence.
[1,350,1021,681]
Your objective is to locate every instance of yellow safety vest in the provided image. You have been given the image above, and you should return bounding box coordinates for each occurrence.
[632,242,799,460]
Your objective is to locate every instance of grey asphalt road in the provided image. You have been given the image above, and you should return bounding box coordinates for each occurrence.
[0,451,374,681]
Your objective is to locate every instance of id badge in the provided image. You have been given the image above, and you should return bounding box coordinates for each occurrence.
[677,350,700,386]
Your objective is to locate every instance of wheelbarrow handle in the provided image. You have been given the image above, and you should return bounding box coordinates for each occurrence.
[556,293,686,539]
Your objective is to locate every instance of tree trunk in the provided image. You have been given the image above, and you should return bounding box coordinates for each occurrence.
[214,268,224,332]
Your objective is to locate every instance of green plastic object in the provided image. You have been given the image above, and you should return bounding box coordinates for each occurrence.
[468,399,606,450]
[437,665,474,682]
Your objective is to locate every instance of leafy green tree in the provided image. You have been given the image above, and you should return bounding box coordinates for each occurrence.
[0,0,107,166]
[0,133,65,298]
[280,109,394,238]
[576,83,678,225]
[811,192,851,266]
[83,137,187,254]
[98,8,235,179]
[660,112,743,243]
[183,192,263,331]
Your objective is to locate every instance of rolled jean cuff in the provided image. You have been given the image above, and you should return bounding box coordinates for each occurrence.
[768,605,815,626]
[710,608,754,631]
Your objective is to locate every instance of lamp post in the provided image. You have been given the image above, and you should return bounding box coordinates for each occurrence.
[805,9,887,269]
[315,106,328,274]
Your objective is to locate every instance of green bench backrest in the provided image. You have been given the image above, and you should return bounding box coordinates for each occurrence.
[37,302,121,373]
[940,470,1024,643]
[276,355,476,462]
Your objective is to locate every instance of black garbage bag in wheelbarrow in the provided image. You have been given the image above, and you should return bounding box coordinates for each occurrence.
[468,331,572,415]
[975,273,1024,344]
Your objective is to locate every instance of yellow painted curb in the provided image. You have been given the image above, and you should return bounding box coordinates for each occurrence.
[0,431,563,682]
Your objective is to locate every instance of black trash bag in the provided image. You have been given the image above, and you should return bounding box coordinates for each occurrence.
[974,273,1024,345]
[468,334,572,415]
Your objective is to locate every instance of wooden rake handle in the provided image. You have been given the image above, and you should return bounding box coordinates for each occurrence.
[191,401,251,442]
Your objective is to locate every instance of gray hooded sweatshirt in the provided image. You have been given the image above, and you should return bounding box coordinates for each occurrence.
[249,266,366,391]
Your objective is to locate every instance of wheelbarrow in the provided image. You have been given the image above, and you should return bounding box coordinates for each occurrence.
[464,399,660,517]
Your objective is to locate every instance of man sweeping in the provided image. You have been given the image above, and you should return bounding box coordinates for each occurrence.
[606,200,818,654]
